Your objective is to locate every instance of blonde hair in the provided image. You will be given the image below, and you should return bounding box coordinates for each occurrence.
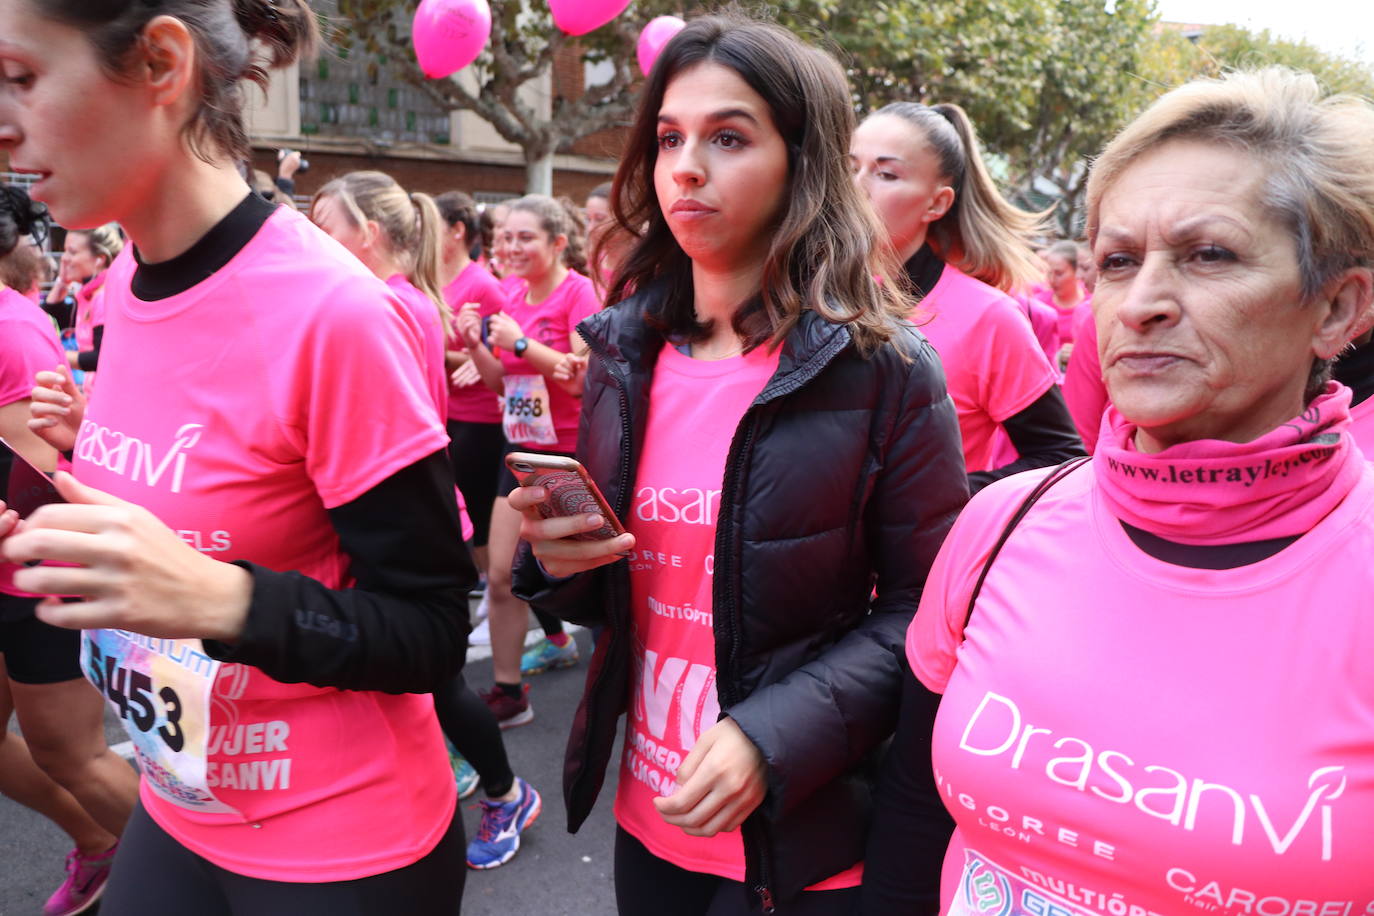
[1087,67,1374,302]
[312,171,451,327]
[868,102,1050,293]
[72,223,124,270]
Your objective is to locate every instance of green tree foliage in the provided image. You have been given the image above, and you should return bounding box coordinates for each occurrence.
[1183,24,1374,97]
[999,0,1160,236]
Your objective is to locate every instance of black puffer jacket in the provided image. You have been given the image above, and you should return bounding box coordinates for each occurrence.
[514,291,968,909]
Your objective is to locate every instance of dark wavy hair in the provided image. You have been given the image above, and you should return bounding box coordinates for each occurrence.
[0,186,49,258]
[596,11,906,354]
[31,0,318,162]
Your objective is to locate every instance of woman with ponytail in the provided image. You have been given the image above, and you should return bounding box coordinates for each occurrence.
[312,173,547,872]
[853,102,1085,491]
[311,171,453,415]
[0,2,476,912]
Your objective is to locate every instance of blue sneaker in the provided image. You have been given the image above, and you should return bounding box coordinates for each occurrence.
[466,777,542,869]
[450,752,479,800]
[520,636,580,676]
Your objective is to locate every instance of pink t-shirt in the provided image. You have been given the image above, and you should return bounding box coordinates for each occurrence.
[386,275,474,541]
[444,261,507,424]
[74,269,112,395]
[1020,293,1061,367]
[908,462,1374,914]
[498,270,601,453]
[1036,285,1087,348]
[75,207,455,882]
[0,287,65,597]
[386,274,448,420]
[1063,310,1109,454]
[918,267,1059,472]
[1351,397,1374,458]
[613,343,863,890]
[74,270,108,353]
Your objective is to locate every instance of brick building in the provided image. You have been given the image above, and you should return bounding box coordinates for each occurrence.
[242,5,628,205]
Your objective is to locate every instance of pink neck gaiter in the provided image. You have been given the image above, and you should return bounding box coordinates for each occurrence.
[1093,383,1363,545]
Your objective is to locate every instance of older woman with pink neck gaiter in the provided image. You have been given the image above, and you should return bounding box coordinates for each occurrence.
[864,67,1374,914]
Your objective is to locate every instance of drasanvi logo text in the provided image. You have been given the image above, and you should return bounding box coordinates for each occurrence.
[958,691,1346,861]
[75,420,205,494]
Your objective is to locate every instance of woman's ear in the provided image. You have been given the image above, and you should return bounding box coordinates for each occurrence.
[1313,266,1374,359]
[139,16,199,112]
[552,233,569,255]
[922,185,956,226]
[362,219,383,251]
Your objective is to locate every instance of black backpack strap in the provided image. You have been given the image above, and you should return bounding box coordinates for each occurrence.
[963,456,1091,631]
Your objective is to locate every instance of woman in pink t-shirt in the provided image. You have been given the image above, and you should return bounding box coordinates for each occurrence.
[508,12,968,913]
[1042,239,1088,368]
[0,185,137,916]
[0,3,478,913]
[453,194,601,728]
[877,69,1374,912]
[852,102,1084,491]
[64,225,123,386]
[310,171,543,870]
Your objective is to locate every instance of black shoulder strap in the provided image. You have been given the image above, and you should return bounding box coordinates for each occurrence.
[963,456,1091,630]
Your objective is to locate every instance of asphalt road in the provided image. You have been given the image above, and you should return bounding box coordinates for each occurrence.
[1,625,620,916]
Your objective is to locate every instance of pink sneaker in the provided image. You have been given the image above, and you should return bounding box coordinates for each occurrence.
[43,844,117,916]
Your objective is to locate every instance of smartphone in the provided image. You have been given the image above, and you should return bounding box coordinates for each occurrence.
[0,436,63,519]
[505,452,626,541]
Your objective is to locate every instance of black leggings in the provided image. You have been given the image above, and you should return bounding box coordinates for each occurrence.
[446,420,505,548]
[433,672,515,798]
[100,802,467,916]
[613,827,860,916]
[0,596,83,684]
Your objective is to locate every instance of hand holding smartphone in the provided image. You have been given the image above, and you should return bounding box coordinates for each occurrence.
[0,436,64,521]
[0,437,65,568]
[505,452,625,541]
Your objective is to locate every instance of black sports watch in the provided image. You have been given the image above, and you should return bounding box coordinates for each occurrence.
[513,337,530,357]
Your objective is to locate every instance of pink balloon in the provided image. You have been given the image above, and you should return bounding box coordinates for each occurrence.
[636,15,686,77]
[549,0,631,36]
[412,0,491,79]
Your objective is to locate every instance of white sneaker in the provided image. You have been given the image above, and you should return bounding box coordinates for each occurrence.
[473,591,490,623]
[469,616,491,646]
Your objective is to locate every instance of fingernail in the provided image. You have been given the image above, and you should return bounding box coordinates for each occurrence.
[59,395,72,405]
[530,487,545,499]
[586,514,603,527]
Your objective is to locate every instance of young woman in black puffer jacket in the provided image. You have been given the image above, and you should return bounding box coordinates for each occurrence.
[510,13,967,915]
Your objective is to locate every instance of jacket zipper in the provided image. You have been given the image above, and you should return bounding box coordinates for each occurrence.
[712,325,851,912]
[570,328,637,814]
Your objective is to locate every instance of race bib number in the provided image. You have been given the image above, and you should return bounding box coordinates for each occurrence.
[82,629,237,814]
[502,374,558,446]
